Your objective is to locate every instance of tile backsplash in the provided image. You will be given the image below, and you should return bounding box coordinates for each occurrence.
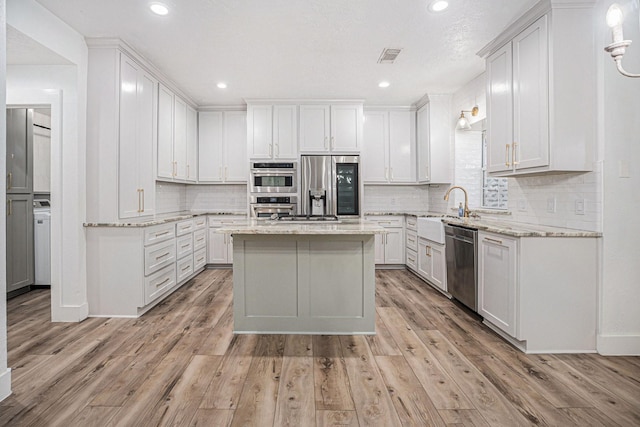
[186,184,247,212]
[155,182,187,214]
[363,185,430,212]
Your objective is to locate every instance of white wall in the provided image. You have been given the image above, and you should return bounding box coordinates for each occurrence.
[596,0,640,355]
[6,0,88,322]
[0,0,11,402]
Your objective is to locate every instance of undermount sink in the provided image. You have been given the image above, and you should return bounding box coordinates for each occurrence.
[417,217,445,243]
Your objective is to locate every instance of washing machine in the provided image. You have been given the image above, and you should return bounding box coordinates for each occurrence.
[33,199,51,286]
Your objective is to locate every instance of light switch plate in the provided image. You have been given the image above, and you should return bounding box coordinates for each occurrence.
[547,196,556,213]
[575,199,585,215]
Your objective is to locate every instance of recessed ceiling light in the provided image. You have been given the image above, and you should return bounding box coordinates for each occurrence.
[378,81,390,88]
[428,0,449,12]
[150,3,169,16]
[217,82,227,89]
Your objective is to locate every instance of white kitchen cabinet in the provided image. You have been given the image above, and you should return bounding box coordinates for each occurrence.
[299,103,362,153]
[366,216,404,265]
[363,109,415,184]
[478,233,517,336]
[207,215,245,264]
[416,95,453,184]
[157,84,197,182]
[186,105,198,182]
[87,217,208,317]
[480,5,595,176]
[477,230,598,353]
[247,104,297,159]
[417,237,446,293]
[86,44,158,223]
[198,111,248,183]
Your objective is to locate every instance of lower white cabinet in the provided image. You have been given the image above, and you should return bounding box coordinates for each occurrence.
[477,231,598,353]
[366,216,404,265]
[417,237,447,292]
[86,217,208,317]
[208,215,245,264]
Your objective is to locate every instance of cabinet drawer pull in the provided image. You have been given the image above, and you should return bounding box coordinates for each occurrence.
[7,173,12,190]
[196,237,205,242]
[156,277,171,287]
[512,142,519,165]
[408,255,415,262]
[181,244,190,249]
[196,256,205,263]
[181,265,191,272]
[484,237,503,245]
[505,144,511,167]
[408,237,416,243]
[155,231,170,238]
[155,252,171,261]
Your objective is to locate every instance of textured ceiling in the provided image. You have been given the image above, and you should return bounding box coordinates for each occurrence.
[7,25,71,65]
[30,0,538,106]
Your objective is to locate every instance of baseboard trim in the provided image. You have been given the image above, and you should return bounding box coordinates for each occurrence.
[0,368,12,402]
[597,334,640,355]
[52,302,89,322]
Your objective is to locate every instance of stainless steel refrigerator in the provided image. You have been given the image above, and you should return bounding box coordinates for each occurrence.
[300,155,360,218]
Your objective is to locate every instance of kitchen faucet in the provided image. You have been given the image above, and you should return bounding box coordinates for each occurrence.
[444,186,471,218]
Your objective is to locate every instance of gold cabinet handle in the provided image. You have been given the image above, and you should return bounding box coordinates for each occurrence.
[155,252,171,261]
[390,167,394,181]
[7,199,12,216]
[187,164,190,179]
[141,189,145,212]
[156,277,171,288]
[384,167,389,180]
[137,189,142,213]
[513,142,519,166]
[505,144,511,167]
[484,237,503,245]
[6,173,11,190]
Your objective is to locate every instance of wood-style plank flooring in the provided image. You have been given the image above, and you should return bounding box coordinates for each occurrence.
[1,268,639,426]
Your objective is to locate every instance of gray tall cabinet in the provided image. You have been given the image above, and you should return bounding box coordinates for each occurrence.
[6,108,34,294]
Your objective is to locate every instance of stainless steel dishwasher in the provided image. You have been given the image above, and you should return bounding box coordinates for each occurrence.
[444,224,478,312]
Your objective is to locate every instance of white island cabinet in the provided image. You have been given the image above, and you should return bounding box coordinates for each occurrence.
[220,220,384,334]
[478,230,598,353]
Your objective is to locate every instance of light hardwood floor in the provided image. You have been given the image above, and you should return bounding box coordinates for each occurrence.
[1,268,639,426]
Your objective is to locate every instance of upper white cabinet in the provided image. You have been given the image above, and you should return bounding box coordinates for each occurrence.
[86,44,158,222]
[198,110,248,183]
[186,105,198,182]
[416,95,453,184]
[299,103,363,153]
[480,5,595,176]
[362,109,415,183]
[157,84,198,182]
[247,104,297,159]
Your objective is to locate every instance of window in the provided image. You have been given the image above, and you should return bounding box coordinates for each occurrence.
[481,130,508,209]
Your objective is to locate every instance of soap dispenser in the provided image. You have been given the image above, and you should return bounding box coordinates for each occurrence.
[458,202,464,217]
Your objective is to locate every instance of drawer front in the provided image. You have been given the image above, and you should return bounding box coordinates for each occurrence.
[176,234,193,259]
[406,229,418,252]
[144,223,175,246]
[177,256,194,283]
[193,229,207,251]
[365,215,404,228]
[176,219,195,236]
[144,239,176,276]
[208,215,245,227]
[193,216,207,230]
[406,215,417,231]
[194,247,207,270]
[406,248,417,271]
[145,263,176,305]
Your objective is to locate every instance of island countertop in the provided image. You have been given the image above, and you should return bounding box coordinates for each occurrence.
[217,218,387,235]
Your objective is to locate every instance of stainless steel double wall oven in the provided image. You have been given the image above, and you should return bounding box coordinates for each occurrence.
[249,161,298,218]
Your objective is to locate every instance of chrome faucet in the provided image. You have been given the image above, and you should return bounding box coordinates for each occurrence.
[444,186,471,218]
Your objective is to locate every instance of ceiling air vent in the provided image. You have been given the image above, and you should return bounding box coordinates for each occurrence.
[378,48,402,64]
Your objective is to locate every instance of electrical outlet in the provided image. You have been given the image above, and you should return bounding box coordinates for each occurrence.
[547,196,556,213]
[518,199,527,211]
[575,199,585,215]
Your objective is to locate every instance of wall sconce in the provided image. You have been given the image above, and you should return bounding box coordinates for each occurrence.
[604,3,640,78]
[456,105,479,130]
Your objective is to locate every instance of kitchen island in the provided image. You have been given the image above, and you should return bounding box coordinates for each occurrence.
[218,219,386,334]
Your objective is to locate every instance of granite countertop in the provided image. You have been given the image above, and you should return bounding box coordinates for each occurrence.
[217,219,387,235]
[84,211,247,228]
[441,217,602,237]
